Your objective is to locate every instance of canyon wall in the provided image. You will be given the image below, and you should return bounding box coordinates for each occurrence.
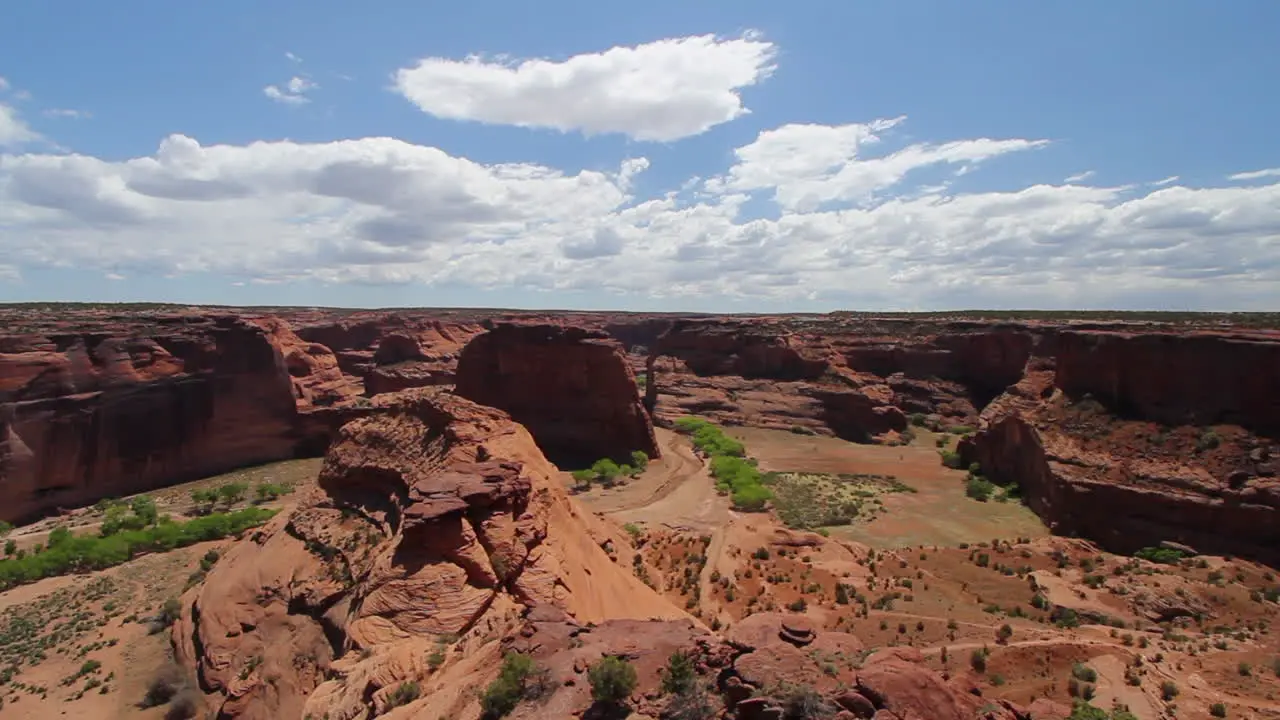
[0,315,321,522]
[966,332,1280,563]
[455,323,659,466]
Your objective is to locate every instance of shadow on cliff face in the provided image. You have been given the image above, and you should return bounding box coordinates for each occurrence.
[454,323,660,468]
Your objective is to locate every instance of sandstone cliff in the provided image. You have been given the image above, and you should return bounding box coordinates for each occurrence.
[966,331,1280,564]
[456,323,659,466]
[174,388,685,719]
[0,315,325,522]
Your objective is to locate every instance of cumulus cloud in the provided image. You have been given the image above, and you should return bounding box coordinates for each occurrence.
[1229,167,1280,181]
[264,76,317,105]
[0,103,40,147]
[0,120,1278,309]
[707,117,1048,211]
[393,32,777,141]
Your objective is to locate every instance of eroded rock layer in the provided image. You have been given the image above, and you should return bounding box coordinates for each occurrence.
[455,323,660,465]
[174,387,683,719]
[0,314,339,522]
[965,330,1280,564]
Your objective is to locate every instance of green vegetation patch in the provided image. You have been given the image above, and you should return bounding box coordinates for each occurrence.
[673,417,771,511]
[765,472,913,530]
[0,506,276,591]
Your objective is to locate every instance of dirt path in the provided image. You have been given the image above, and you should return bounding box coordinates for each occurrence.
[574,429,730,534]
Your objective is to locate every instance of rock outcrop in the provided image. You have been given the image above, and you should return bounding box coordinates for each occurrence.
[175,387,684,719]
[966,331,1280,564]
[456,323,659,466]
[0,315,317,522]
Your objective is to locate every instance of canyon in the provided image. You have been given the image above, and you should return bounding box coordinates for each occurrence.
[2,304,1279,719]
[3,306,1278,561]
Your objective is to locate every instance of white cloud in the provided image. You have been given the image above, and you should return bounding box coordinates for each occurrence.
[1064,170,1095,183]
[0,103,40,147]
[1152,175,1179,187]
[0,76,8,92]
[393,32,777,141]
[0,264,19,282]
[264,76,317,105]
[285,51,302,63]
[0,120,1278,310]
[707,117,1048,211]
[43,108,92,119]
[1229,167,1280,181]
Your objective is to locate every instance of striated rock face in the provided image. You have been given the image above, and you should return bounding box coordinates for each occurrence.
[174,388,684,719]
[967,331,1280,564]
[642,318,1007,439]
[0,315,317,523]
[1053,330,1280,435]
[456,323,659,466]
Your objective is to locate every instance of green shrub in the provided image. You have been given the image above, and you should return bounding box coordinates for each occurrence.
[1072,663,1098,683]
[0,507,275,591]
[1210,702,1228,717]
[480,652,550,718]
[939,451,964,469]
[1134,546,1184,564]
[254,482,292,503]
[965,476,997,501]
[217,483,248,506]
[386,681,420,709]
[588,656,637,706]
[630,450,649,471]
[660,651,696,696]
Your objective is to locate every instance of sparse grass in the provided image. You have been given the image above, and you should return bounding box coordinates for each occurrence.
[766,472,909,529]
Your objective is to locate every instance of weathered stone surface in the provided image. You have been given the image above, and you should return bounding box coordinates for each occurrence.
[0,314,310,522]
[456,323,659,466]
[175,388,685,719]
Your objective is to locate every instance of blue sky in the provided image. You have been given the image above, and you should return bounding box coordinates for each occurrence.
[1,1,1278,311]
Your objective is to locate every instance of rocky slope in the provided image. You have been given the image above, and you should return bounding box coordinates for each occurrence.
[456,323,659,466]
[174,386,1031,720]
[173,387,682,719]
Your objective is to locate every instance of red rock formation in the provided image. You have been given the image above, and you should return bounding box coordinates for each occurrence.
[455,323,659,466]
[250,316,359,408]
[967,331,1280,563]
[0,315,307,522]
[1053,329,1280,435]
[174,387,685,719]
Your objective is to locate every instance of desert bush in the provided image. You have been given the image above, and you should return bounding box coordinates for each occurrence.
[965,476,996,501]
[385,681,420,710]
[660,650,696,696]
[141,664,185,708]
[480,652,551,718]
[588,655,637,706]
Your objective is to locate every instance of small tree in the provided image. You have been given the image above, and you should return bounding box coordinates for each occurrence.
[589,656,637,706]
[630,450,650,471]
[571,469,594,491]
[660,651,696,696]
[217,482,248,507]
[131,496,159,525]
